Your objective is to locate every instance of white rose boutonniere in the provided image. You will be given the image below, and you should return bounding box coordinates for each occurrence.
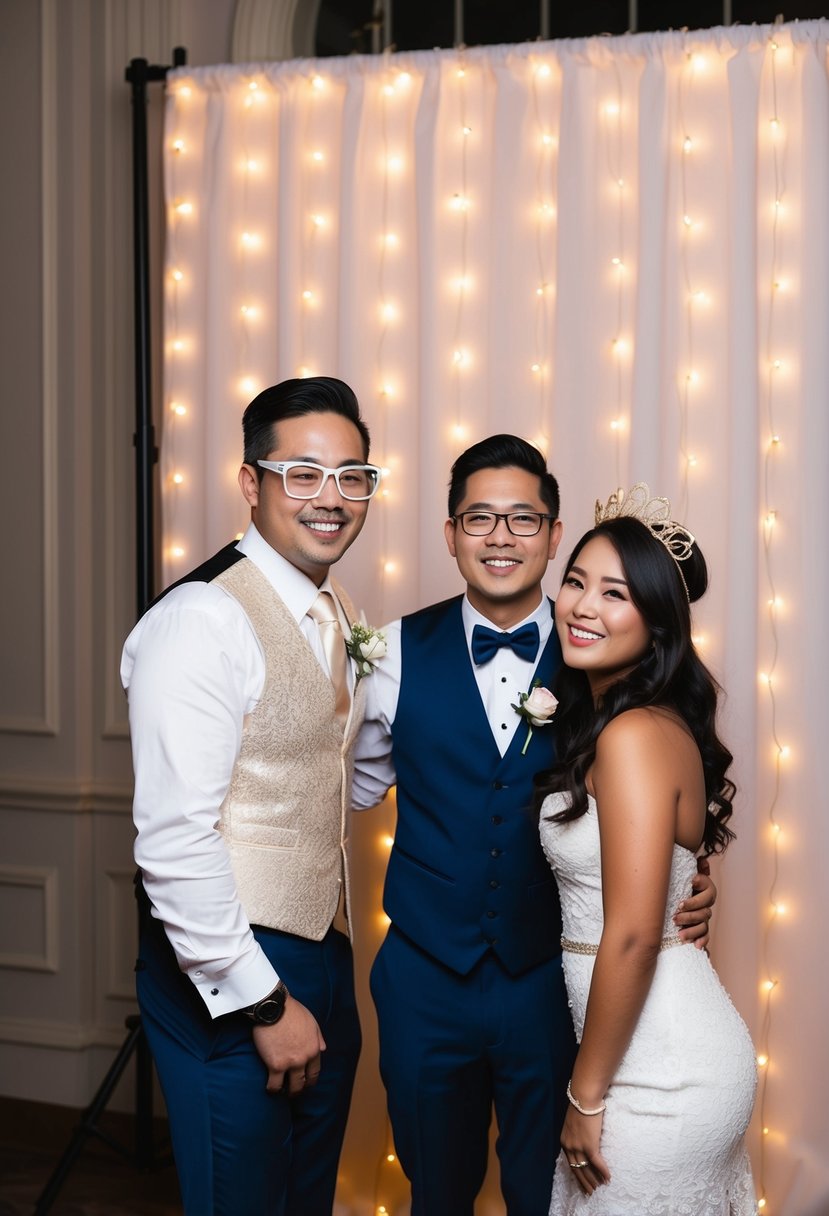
[511,679,558,755]
[346,622,388,682]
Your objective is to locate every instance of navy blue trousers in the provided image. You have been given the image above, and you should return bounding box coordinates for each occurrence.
[371,927,577,1216]
[136,917,361,1216]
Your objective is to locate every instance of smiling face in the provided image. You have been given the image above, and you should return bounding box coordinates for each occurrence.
[238,411,371,585]
[444,465,563,629]
[556,533,652,696]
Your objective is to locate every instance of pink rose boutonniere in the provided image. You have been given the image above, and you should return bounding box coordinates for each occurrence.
[511,679,558,755]
[345,622,388,682]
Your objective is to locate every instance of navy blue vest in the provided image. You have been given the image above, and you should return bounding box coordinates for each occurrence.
[386,596,563,976]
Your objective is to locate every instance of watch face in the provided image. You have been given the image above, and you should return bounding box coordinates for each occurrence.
[255,999,283,1024]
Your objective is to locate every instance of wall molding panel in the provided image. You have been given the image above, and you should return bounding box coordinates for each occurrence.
[0,865,59,972]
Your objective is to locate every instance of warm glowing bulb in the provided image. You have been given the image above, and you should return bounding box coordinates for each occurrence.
[770,434,781,445]
[311,75,325,90]
[770,117,780,132]
[757,1053,769,1065]
[610,419,621,431]
[380,383,394,398]
[172,339,186,352]
[311,150,324,162]
[462,124,472,136]
[536,63,552,78]
[172,269,184,282]
[382,835,394,848]
[456,67,466,78]
[246,159,259,173]
[530,363,541,373]
[241,231,261,248]
[691,634,706,647]
[450,193,470,212]
[687,455,698,467]
[772,902,787,916]
[452,423,467,439]
[763,1126,769,1135]
[240,376,256,394]
[758,1199,767,1210]
[387,155,403,172]
[175,201,193,215]
[311,214,326,228]
[178,85,192,98]
[778,745,790,759]
[172,472,184,485]
[302,289,314,301]
[605,101,620,115]
[763,978,777,993]
[765,511,777,526]
[759,672,771,685]
[453,274,472,292]
[611,256,622,266]
[398,72,411,86]
[772,359,782,370]
[170,401,187,417]
[383,232,399,247]
[382,303,398,322]
[297,365,312,378]
[612,338,628,354]
[691,53,708,71]
[452,348,469,367]
[384,560,397,574]
[541,132,555,146]
[686,370,699,384]
[240,304,259,318]
[171,545,185,559]
[172,138,185,153]
[248,81,258,92]
[538,202,555,219]
[386,1153,396,1162]
[383,82,395,96]
[683,136,693,152]
[683,214,693,227]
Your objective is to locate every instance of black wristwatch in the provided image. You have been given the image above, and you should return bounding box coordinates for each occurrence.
[243,980,289,1025]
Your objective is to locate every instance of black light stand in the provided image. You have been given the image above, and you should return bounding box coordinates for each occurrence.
[34,46,187,1215]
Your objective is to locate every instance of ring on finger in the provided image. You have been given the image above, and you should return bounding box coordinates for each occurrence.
[569,1160,589,1169]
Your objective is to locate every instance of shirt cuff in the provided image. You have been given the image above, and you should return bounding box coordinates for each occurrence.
[188,947,279,1019]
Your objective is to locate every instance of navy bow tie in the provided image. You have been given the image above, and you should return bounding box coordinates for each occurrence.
[471,622,540,666]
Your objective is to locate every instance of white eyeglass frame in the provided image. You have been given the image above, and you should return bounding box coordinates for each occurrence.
[256,459,383,500]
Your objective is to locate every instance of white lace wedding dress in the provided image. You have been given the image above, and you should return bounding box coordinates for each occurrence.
[540,793,758,1215]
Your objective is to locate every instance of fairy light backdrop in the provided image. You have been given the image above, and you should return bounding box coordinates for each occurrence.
[162,23,829,1216]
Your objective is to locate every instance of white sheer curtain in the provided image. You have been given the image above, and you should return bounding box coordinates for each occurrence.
[162,22,828,1214]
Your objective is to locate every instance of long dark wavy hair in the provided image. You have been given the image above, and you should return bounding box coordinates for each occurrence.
[534,516,735,855]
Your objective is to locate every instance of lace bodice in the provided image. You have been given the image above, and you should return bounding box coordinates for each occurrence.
[540,791,696,946]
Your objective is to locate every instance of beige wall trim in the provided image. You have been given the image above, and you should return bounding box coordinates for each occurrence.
[231,0,321,62]
[0,1016,129,1052]
[0,776,133,815]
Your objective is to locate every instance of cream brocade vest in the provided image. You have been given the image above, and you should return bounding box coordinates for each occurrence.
[212,559,366,940]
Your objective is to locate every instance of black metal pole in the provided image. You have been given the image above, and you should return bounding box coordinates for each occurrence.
[126,47,186,617]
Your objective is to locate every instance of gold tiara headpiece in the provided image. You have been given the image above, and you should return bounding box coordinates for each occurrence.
[594,484,695,597]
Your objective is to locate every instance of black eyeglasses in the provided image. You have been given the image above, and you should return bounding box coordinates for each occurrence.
[453,511,554,537]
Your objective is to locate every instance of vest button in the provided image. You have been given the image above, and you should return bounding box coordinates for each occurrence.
[486,910,497,919]
[491,814,503,825]
[489,880,499,889]
[492,780,504,790]
[490,848,501,858]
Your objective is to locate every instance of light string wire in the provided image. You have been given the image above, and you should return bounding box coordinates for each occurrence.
[239,76,261,402]
[165,80,196,570]
[755,28,789,1213]
[449,51,470,440]
[676,43,702,523]
[376,57,397,600]
[529,56,556,451]
[604,62,626,488]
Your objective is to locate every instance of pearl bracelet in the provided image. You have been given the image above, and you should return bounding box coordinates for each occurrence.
[566,1080,606,1116]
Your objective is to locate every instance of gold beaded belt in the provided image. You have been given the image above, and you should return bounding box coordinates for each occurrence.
[561,933,683,956]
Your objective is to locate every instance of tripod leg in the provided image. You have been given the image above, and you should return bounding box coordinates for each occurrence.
[134,1014,156,1169]
[34,1017,143,1214]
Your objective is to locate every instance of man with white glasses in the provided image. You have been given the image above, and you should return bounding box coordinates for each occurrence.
[122,377,380,1216]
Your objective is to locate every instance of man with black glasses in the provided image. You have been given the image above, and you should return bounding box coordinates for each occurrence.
[353,434,716,1216]
[122,377,379,1216]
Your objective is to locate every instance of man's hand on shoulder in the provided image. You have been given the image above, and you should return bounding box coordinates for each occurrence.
[673,857,717,950]
[252,997,326,1095]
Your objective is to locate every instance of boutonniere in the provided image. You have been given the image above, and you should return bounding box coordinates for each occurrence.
[511,679,558,755]
[346,622,387,682]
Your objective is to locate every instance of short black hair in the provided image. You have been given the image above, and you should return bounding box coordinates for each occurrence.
[242,377,371,472]
[447,434,560,518]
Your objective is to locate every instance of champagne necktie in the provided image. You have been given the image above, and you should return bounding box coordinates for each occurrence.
[307,591,351,723]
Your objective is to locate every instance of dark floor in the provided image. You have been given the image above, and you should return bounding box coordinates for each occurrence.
[0,1100,182,1216]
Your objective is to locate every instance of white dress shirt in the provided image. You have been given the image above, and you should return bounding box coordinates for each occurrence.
[352,594,555,810]
[121,523,349,1017]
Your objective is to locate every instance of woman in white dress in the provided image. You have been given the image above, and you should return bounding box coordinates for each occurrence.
[537,487,757,1215]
